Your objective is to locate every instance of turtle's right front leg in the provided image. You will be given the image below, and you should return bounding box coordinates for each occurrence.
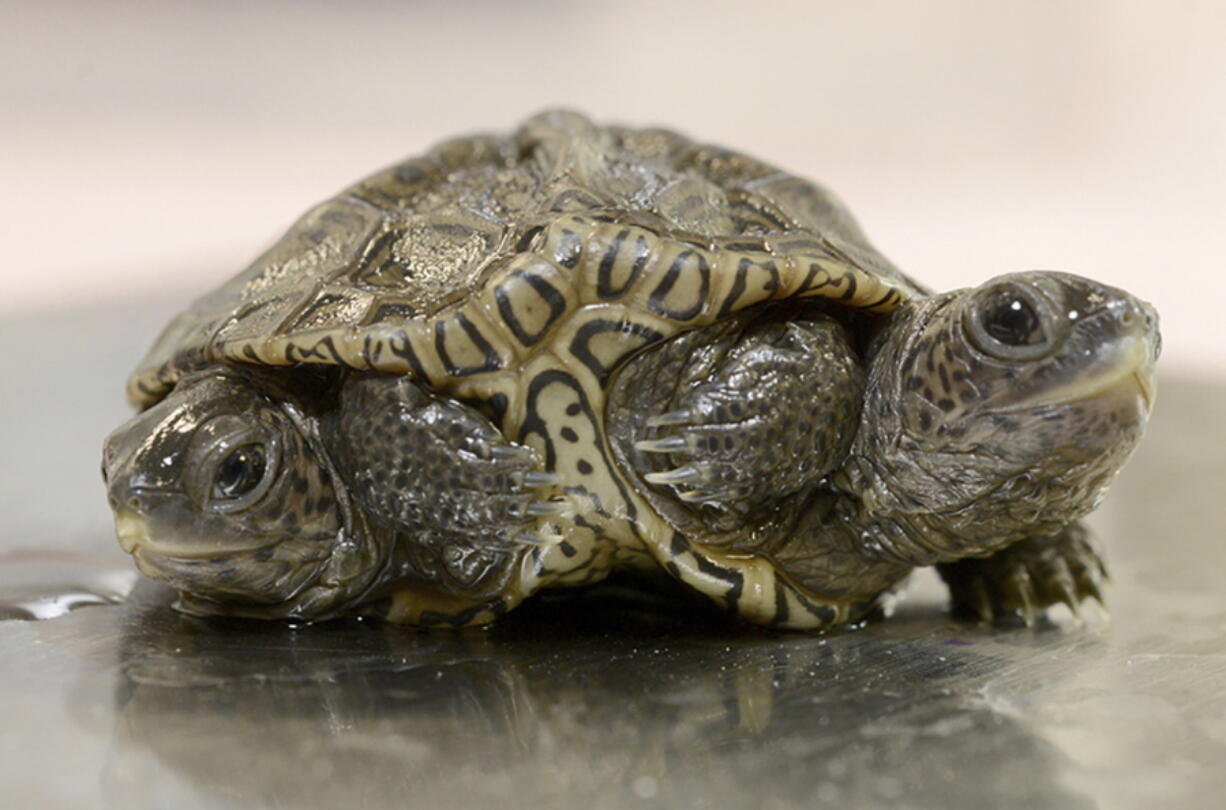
[327,374,565,624]
[937,523,1108,626]
[609,309,864,533]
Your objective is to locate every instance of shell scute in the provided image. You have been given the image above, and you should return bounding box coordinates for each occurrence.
[432,310,507,378]
[713,253,782,317]
[284,288,375,335]
[483,255,576,352]
[638,241,714,323]
[129,111,922,407]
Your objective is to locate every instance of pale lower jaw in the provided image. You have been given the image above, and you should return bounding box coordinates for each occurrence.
[114,508,274,562]
[130,547,176,583]
[1034,335,1157,415]
[127,544,216,588]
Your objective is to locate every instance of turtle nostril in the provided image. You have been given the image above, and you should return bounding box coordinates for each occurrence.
[1143,303,1159,330]
[127,496,142,511]
[1120,308,1136,328]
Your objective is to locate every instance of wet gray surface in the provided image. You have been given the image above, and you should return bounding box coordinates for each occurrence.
[2,301,1224,809]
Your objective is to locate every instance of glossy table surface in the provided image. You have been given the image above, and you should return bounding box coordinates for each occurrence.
[1,303,1223,809]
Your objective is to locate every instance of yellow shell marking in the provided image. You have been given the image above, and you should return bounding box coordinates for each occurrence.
[125,112,921,628]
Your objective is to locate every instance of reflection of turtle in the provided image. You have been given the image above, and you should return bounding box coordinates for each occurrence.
[102,110,1159,629]
[108,584,1095,810]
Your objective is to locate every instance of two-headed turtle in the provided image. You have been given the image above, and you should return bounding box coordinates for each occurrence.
[103,111,1159,629]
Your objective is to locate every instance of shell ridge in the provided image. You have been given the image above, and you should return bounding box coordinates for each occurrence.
[128,113,916,408]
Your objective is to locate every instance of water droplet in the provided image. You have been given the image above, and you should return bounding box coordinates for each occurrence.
[0,550,136,621]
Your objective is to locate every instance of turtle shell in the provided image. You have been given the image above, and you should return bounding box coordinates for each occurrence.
[129,110,922,408]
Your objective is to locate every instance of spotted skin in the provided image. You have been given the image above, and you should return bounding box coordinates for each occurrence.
[850,285,1153,565]
[120,111,921,628]
[112,111,1157,629]
[326,374,561,601]
[607,308,864,534]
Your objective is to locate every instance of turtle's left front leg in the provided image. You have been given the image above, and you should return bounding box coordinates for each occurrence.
[326,374,566,625]
[937,522,1108,626]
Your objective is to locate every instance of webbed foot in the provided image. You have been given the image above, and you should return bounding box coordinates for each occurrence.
[937,523,1107,627]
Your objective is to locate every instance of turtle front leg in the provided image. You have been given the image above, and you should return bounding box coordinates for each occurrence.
[326,374,567,624]
[937,523,1108,626]
[609,309,864,532]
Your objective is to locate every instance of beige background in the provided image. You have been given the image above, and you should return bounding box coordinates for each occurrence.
[3,0,1223,374]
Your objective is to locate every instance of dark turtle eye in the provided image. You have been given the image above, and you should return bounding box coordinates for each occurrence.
[213,444,267,500]
[982,290,1042,346]
[967,283,1056,360]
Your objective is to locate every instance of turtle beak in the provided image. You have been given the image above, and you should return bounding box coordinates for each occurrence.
[103,425,144,521]
[1123,299,1159,415]
[1132,366,1157,414]
[104,418,160,532]
[113,507,150,554]
[103,395,197,561]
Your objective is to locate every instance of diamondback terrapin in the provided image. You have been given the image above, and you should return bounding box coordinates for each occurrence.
[103,111,1159,629]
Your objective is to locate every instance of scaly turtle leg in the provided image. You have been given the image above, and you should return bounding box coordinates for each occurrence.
[326,374,567,624]
[937,523,1108,626]
[611,308,864,534]
[606,308,884,629]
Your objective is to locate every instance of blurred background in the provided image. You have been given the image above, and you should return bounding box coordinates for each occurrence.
[3,0,1223,374]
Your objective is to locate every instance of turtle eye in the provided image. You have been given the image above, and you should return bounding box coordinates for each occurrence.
[967,283,1055,360]
[213,443,268,501]
[982,291,1042,346]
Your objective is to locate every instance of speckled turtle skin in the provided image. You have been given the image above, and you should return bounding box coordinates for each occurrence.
[103,111,1160,629]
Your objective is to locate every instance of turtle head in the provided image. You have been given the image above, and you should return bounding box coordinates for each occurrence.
[103,369,375,619]
[851,271,1159,563]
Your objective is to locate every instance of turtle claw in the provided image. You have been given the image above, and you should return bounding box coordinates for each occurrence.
[522,470,561,488]
[635,400,751,508]
[940,524,1109,628]
[489,444,534,461]
[519,498,569,517]
[506,470,569,532]
[678,489,727,504]
[635,436,691,454]
[968,578,994,624]
[1047,557,1082,618]
[1079,572,1107,608]
[1069,540,1108,608]
[1053,577,1082,618]
[513,530,564,546]
[644,465,704,485]
[990,567,1039,627]
[643,463,745,506]
[646,409,694,428]
[1017,585,1037,628]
